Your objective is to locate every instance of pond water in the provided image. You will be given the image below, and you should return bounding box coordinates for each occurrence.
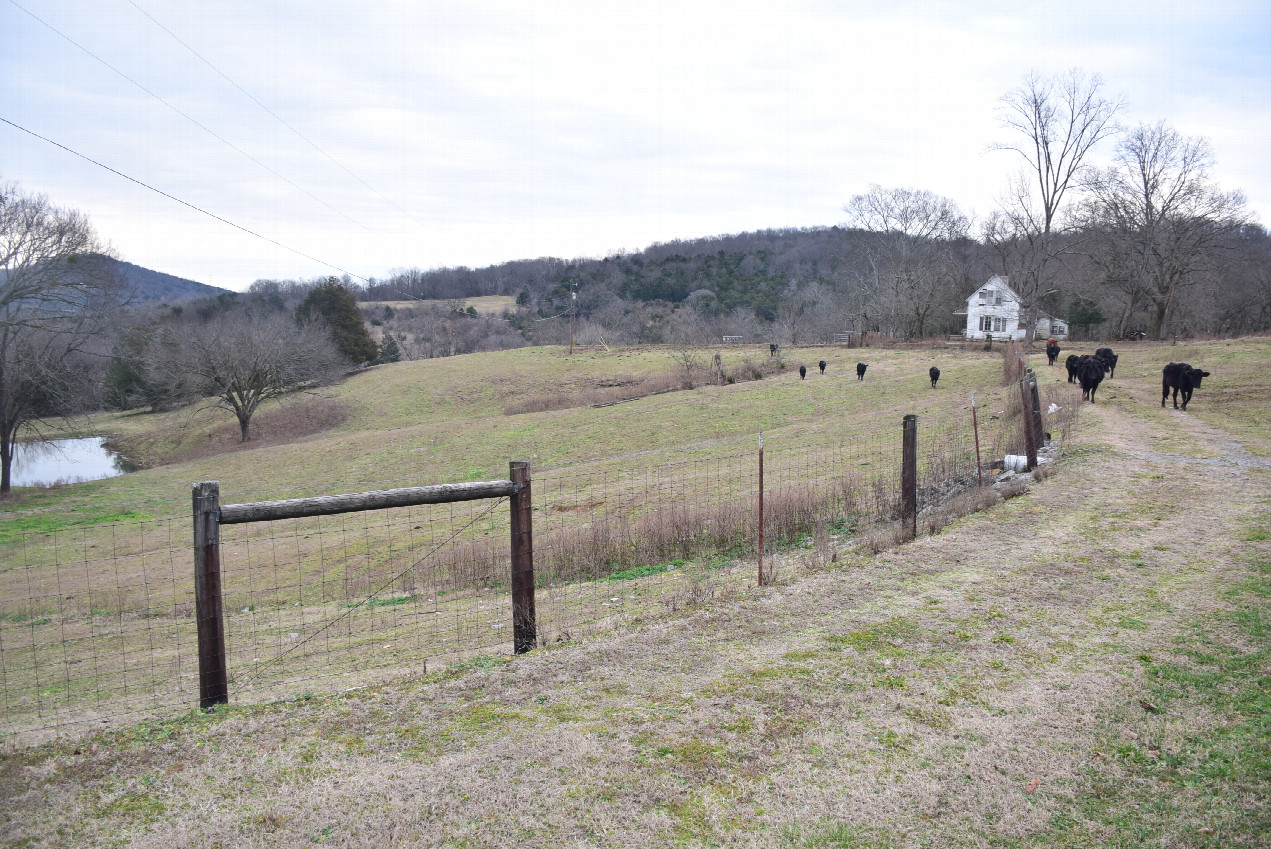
[9,438,137,487]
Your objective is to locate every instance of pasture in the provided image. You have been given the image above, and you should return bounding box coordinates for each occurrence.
[1,337,1269,847]
[361,295,518,316]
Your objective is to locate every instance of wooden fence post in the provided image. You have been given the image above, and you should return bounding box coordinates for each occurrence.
[901,415,917,539]
[509,461,537,654]
[1019,376,1038,471]
[192,481,228,709]
[1027,369,1045,449]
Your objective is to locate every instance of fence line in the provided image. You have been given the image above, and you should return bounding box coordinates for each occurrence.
[1,384,1078,746]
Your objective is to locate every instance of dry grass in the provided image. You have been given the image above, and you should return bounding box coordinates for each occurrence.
[3,384,1268,846]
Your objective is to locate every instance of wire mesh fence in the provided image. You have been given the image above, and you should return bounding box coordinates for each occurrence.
[1,380,1079,747]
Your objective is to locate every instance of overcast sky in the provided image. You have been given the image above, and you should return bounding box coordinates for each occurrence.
[4,1,1269,291]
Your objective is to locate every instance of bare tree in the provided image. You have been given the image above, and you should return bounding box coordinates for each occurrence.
[844,186,970,337]
[146,314,344,442]
[1081,122,1251,339]
[988,70,1123,339]
[0,182,122,494]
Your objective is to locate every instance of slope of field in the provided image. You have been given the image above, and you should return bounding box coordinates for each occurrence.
[1,338,1268,846]
[5,344,1008,520]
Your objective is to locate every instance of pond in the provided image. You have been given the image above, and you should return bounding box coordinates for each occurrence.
[10,438,138,488]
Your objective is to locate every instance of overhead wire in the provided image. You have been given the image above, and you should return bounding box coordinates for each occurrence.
[122,0,428,230]
[7,0,374,234]
[1,117,368,284]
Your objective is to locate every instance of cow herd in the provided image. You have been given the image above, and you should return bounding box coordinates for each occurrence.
[786,343,1211,411]
[1044,342,1211,410]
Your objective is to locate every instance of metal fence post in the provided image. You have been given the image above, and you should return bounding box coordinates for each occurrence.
[971,395,984,488]
[192,481,228,709]
[752,434,762,587]
[901,415,917,538]
[509,461,537,654]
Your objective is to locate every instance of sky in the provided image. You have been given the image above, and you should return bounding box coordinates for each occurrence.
[3,0,1269,292]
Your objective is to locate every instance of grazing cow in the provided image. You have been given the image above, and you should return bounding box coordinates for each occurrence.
[1046,341,1061,366]
[769,343,779,357]
[799,365,807,380]
[1065,354,1082,383]
[1078,357,1106,403]
[1094,347,1119,378]
[818,360,826,375]
[1161,362,1211,411]
[856,362,868,381]
[929,366,940,388]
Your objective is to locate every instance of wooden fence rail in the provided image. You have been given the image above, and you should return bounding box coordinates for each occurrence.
[192,464,534,709]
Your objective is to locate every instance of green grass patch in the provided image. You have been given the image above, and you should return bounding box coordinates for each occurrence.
[607,559,682,581]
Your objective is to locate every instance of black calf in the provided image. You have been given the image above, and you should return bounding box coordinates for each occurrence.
[818,360,826,375]
[1065,354,1081,383]
[1079,357,1106,403]
[1161,362,1210,411]
[1046,343,1060,366]
[856,362,868,380]
[1094,347,1118,378]
[799,365,806,380]
[929,366,940,388]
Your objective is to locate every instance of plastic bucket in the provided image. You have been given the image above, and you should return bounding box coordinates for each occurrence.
[1003,454,1029,472]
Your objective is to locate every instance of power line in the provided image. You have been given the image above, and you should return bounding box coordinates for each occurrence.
[123,0,427,229]
[7,0,373,233]
[1,116,367,283]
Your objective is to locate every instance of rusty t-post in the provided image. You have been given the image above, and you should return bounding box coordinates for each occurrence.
[509,461,537,654]
[192,481,228,709]
[757,432,765,586]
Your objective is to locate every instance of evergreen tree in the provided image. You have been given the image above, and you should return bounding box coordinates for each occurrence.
[295,277,378,363]
[376,332,401,364]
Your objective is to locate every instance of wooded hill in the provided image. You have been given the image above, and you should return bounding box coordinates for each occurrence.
[352,223,1270,347]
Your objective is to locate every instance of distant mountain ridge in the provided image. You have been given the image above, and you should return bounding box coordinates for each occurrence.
[104,256,230,303]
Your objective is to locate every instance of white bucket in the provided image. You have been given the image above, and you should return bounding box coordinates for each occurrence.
[1003,454,1029,472]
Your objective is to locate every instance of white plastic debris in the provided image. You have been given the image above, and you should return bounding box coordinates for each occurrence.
[1048,403,1060,414]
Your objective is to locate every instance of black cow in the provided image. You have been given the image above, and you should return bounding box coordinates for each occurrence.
[1094,347,1119,378]
[818,360,826,375]
[929,366,940,388]
[1065,354,1082,383]
[799,365,807,380]
[1046,342,1061,366]
[769,343,779,357]
[1078,357,1106,403]
[856,362,868,381]
[1161,362,1211,411]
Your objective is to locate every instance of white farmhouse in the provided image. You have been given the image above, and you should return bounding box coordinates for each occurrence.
[954,276,1067,341]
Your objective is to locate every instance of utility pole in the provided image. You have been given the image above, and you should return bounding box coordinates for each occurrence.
[569,283,576,355]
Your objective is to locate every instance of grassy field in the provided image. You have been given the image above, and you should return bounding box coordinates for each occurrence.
[361,295,518,315]
[1,337,1268,847]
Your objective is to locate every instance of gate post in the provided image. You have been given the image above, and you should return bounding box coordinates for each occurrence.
[192,481,228,708]
[901,415,917,539]
[1027,369,1045,450]
[1019,376,1038,470]
[509,461,537,654]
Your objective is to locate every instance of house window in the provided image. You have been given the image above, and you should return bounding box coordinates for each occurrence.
[981,316,1004,333]
[979,316,991,332]
[994,293,1003,305]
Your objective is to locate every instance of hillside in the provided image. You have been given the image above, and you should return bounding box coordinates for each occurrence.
[0,337,1268,845]
[104,255,230,304]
